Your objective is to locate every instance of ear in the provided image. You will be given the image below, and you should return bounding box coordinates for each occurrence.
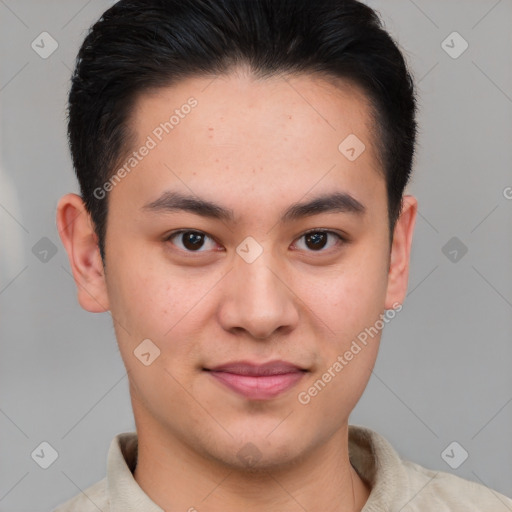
[56,193,110,312]
[384,195,418,309]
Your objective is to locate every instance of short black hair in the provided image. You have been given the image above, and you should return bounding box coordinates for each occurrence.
[67,0,418,263]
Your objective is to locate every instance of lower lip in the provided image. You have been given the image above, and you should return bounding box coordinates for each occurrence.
[207,371,305,400]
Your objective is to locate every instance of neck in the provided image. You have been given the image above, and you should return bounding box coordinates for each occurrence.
[132,416,370,512]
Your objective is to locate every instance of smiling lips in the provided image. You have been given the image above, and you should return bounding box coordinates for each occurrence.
[205,360,307,400]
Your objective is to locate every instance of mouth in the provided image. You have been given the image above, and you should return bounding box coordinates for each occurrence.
[203,360,308,400]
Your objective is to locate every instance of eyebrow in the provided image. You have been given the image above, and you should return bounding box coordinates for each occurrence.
[141,190,365,223]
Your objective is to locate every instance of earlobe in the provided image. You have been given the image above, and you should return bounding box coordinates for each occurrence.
[384,195,418,310]
[56,193,110,312]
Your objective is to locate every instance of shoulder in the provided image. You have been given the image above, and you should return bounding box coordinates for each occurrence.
[400,458,512,511]
[52,477,108,512]
[349,425,512,512]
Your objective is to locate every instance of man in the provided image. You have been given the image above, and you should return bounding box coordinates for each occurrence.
[54,0,512,510]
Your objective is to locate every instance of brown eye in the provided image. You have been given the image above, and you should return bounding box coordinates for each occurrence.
[165,230,217,252]
[294,230,346,252]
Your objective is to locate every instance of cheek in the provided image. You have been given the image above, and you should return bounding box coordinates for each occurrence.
[105,249,220,362]
[106,245,172,322]
[294,259,388,420]
[295,250,389,338]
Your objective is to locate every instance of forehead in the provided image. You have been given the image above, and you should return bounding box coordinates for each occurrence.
[112,70,385,218]
[130,70,379,160]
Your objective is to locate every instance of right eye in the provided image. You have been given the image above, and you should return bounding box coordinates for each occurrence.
[164,230,220,253]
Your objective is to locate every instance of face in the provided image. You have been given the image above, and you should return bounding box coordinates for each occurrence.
[58,68,416,470]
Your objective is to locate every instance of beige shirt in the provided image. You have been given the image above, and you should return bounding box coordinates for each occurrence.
[54,424,512,511]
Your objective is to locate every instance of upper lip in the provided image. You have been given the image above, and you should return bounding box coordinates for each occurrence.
[205,360,306,376]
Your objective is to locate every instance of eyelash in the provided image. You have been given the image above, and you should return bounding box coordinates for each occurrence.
[163,229,348,254]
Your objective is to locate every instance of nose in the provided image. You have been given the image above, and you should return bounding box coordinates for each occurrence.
[217,249,300,340]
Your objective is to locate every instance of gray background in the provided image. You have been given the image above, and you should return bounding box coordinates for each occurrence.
[1,0,511,510]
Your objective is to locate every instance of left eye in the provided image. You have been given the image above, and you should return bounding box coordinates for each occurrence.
[165,229,345,253]
[293,229,345,252]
